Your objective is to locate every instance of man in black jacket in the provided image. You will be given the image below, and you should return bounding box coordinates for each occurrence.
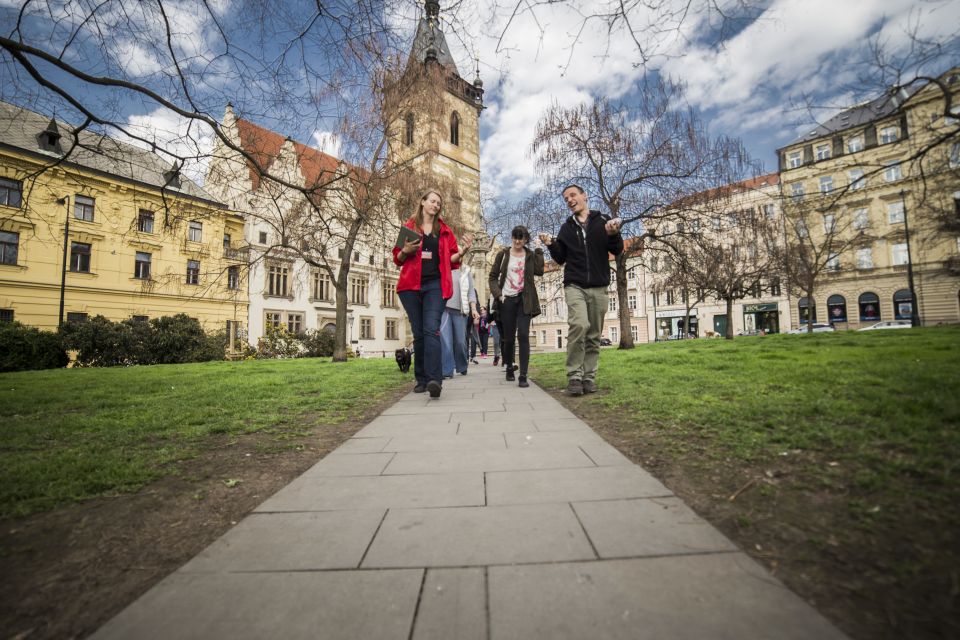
[540,184,624,396]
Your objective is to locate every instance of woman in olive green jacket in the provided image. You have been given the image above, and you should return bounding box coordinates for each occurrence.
[488,225,545,387]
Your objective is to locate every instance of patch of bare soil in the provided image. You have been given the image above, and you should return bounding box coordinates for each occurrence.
[0,386,408,640]
[559,394,959,640]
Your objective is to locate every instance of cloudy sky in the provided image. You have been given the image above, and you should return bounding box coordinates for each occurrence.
[433,0,960,203]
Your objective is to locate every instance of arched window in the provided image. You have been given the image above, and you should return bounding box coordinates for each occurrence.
[450,111,460,146]
[798,297,816,324]
[827,294,847,323]
[404,113,414,146]
[858,292,880,321]
[893,289,913,320]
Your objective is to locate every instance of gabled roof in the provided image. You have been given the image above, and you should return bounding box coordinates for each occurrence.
[0,100,218,204]
[409,14,459,75]
[234,118,342,192]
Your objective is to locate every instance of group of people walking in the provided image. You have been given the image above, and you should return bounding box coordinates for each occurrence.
[393,184,623,399]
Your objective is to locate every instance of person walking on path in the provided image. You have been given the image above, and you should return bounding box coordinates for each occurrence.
[487,301,502,366]
[539,184,623,396]
[393,189,470,398]
[489,225,544,388]
[478,306,490,358]
[440,262,477,378]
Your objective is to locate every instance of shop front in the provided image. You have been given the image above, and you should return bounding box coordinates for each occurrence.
[742,302,781,334]
[655,309,698,340]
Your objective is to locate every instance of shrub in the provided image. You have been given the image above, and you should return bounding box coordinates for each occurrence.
[256,325,302,359]
[0,322,68,372]
[61,315,141,366]
[147,314,223,364]
[300,328,335,358]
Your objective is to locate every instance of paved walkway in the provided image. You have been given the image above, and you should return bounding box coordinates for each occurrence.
[92,362,848,640]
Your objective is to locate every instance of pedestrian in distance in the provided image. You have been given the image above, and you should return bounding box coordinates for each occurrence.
[489,225,544,388]
[539,184,623,396]
[393,189,471,398]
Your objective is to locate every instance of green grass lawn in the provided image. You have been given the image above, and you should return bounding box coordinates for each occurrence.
[531,325,960,512]
[0,357,412,519]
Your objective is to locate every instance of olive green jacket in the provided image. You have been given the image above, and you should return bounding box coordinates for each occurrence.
[488,247,545,317]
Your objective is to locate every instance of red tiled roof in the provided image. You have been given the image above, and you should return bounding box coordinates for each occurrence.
[669,172,780,209]
[235,118,342,192]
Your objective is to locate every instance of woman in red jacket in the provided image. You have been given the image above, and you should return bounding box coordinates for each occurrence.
[393,189,470,398]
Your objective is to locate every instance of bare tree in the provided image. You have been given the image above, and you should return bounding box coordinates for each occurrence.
[530,76,757,347]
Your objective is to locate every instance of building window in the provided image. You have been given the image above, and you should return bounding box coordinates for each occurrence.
[137,209,154,233]
[888,201,905,224]
[450,111,460,146]
[608,296,616,312]
[386,318,398,340]
[186,259,200,285]
[0,309,14,322]
[405,113,414,146]
[631,325,638,342]
[879,125,899,144]
[312,270,332,301]
[819,176,834,194]
[950,142,960,169]
[0,178,22,208]
[769,278,781,296]
[350,276,368,305]
[823,213,836,234]
[628,294,637,311]
[134,251,151,279]
[66,312,88,324]
[265,311,282,330]
[540,303,547,316]
[883,162,902,182]
[227,265,240,290]
[790,182,805,199]
[259,231,268,244]
[798,297,816,324]
[268,263,289,296]
[360,317,373,339]
[795,219,809,238]
[853,208,869,230]
[859,292,880,322]
[666,289,675,305]
[223,233,231,250]
[188,220,202,242]
[891,242,909,266]
[848,168,865,190]
[70,241,91,272]
[74,195,95,222]
[610,326,618,343]
[893,289,913,320]
[847,135,863,153]
[815,144,831,161]
[827,294,847,322]
[763,203,776,219]
[287,312,303,335]
[0,231,19,265]
[382,280,397,307]
[826,253,840,271]
[854,247,873,269]
[787,151,802,168]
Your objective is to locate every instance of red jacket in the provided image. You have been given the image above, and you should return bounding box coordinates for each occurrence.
[392,216,460,299]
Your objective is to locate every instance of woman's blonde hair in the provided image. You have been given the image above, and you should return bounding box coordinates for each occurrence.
[414,189,443,235]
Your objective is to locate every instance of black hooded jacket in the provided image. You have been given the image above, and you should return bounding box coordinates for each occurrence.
[546,210,624,288]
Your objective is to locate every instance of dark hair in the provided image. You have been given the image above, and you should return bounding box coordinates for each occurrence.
[510,225,529,242]
[562,183,585,195]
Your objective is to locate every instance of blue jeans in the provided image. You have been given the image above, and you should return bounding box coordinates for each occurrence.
[399,278,444,386]
[440,308,469,376]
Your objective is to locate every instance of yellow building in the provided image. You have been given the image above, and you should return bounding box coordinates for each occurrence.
[777,68,960,327]
[0,101,247,333]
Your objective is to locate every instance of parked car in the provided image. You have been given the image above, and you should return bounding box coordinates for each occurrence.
[600,337,612,346]
[788,323,835,334]
[858,320,912,331]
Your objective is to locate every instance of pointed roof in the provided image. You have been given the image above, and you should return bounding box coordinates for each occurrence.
[234,118,342,192]
[409,2,459,75]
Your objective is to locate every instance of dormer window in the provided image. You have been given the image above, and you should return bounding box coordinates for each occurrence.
[37,119,63,154]
[879,125,899,144]
[163,164,181,189]
[787,151,802,168]
[450,111,460,146]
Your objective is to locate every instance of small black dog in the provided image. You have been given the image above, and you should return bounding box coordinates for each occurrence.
[395,347,412,373]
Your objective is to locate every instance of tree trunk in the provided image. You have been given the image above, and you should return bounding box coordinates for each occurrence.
[724,296,734,340]
[615,252,634,349]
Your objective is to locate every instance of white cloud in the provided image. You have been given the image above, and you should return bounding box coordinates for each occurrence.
[122,108,215,187]
[311,130,342,158]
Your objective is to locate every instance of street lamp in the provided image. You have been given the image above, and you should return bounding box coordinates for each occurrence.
[899,190,921,327]
[57,196,70,327]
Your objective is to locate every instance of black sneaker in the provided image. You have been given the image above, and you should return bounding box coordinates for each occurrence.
[582,379,598,394]
[413,383,427,393]
[566,378,583,396]
[518,375,529,388]
[427,380,442,398]
[506,368,515,382]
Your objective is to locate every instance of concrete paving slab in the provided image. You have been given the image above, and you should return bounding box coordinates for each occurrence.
[486,466,673,505]
[90,569,423,640]
[572,497,738,557]
[412,568,487,640]
[355,421,458,438]
[332,436,391,454]
[488,554,849,640]
[504,430,606,449]
[378,433,508,452]
[300,452,394,477]
[534,417,593,432]
[381,447,597,474]
[255,472,485,511]
[456,420,537,435]
[177,510,385,572]
[362,504,596,568]
[579,441,634,466]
